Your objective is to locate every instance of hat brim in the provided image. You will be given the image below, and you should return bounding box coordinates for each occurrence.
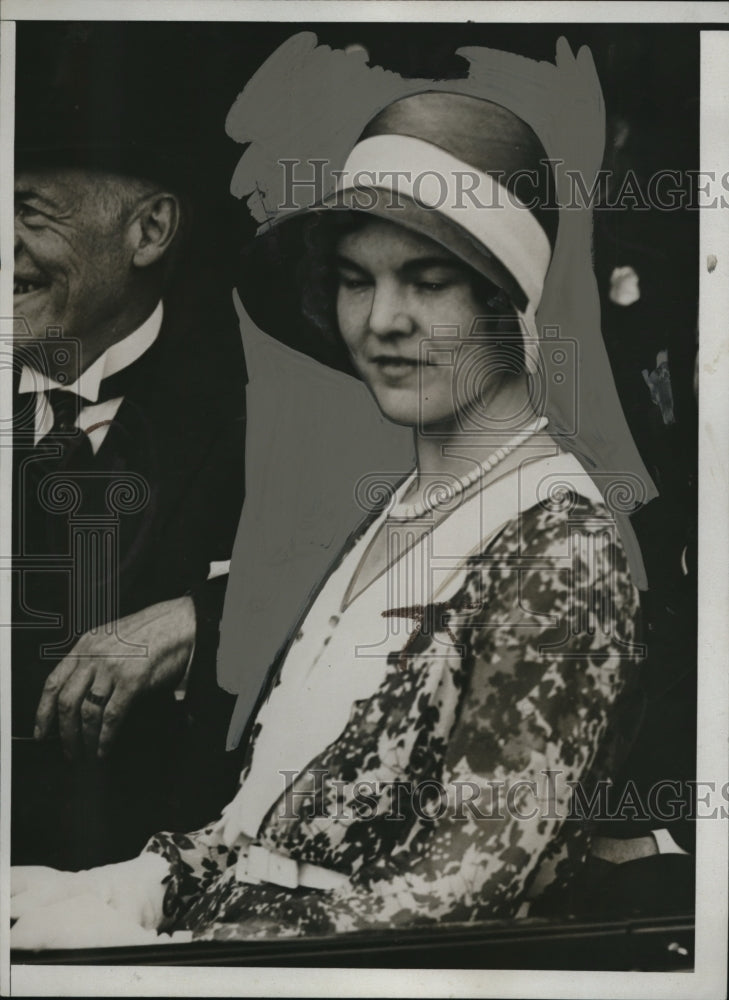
[237,188,528,375]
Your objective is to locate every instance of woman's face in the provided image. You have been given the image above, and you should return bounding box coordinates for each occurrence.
[335,217,518,431]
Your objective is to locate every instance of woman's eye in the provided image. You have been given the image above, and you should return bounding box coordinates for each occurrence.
[417,280,449,293]
[338,274,371,291]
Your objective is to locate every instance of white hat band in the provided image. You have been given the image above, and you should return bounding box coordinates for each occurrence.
[336,134,552,310]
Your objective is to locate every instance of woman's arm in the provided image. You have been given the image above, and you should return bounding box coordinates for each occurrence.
[11,853,171,948]
[143,820,246,926]
[10,818,244,947]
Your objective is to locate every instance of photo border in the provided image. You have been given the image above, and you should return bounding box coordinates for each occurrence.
[1,3,726,998]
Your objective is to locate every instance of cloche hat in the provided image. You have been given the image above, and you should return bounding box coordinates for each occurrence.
[238,90,558,377]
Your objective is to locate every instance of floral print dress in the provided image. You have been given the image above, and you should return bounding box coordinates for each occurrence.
[145,451,644,940]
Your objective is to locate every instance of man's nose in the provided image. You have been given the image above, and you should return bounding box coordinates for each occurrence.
[368,281,414,338]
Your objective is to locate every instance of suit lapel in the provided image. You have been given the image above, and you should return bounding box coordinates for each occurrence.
[93,302,243,601]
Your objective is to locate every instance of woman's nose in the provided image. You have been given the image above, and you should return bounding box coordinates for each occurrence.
[368,281,414,338]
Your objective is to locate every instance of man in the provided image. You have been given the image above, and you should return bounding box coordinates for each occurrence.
[11,25,248,869]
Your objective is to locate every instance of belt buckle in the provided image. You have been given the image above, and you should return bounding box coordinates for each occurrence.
[235,844,300,889]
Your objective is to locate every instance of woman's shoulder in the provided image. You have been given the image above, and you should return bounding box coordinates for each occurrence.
[450,470,642,654]
[480,449,628,563]
[429,451,639,609]
[451,453,640,613]
[516,489,616,554]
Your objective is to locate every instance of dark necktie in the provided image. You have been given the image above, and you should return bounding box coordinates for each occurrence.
[35,388,94,472]
[47,388,83,433]
[37,344,155,451]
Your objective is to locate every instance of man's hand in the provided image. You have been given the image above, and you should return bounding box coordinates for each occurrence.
[34,596,196,759]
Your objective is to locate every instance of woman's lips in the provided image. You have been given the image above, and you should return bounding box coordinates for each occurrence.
[369,356,420,380]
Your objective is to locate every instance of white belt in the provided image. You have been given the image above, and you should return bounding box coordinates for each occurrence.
[235,845,350,892]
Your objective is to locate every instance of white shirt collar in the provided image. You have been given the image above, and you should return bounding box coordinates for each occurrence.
[18,301,164,402]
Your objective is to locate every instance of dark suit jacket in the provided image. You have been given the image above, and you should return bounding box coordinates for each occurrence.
[11,293,247,868]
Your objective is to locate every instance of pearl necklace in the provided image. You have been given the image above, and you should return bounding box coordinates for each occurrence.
[390,417,549,520]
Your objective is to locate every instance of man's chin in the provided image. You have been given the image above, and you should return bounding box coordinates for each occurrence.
[12,296,52,338]
[12,308,81,379]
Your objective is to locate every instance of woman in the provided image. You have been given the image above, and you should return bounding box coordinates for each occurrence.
[11,91,651,946]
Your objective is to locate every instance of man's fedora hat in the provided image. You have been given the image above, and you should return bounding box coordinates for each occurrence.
[15,22,237,200]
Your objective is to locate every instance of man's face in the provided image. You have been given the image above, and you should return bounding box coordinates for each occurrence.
[14,168,137,363]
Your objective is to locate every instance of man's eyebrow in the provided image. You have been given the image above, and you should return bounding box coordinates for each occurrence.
[14,188,60,210]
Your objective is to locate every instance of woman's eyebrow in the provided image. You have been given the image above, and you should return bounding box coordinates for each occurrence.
[335,253,463,274]
[335,254,369,271]
[401,256,464,273]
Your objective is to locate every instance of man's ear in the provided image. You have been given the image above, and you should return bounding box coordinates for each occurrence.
[129,193,181,268]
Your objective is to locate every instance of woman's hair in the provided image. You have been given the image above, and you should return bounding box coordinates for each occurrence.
[297,210,527,374]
